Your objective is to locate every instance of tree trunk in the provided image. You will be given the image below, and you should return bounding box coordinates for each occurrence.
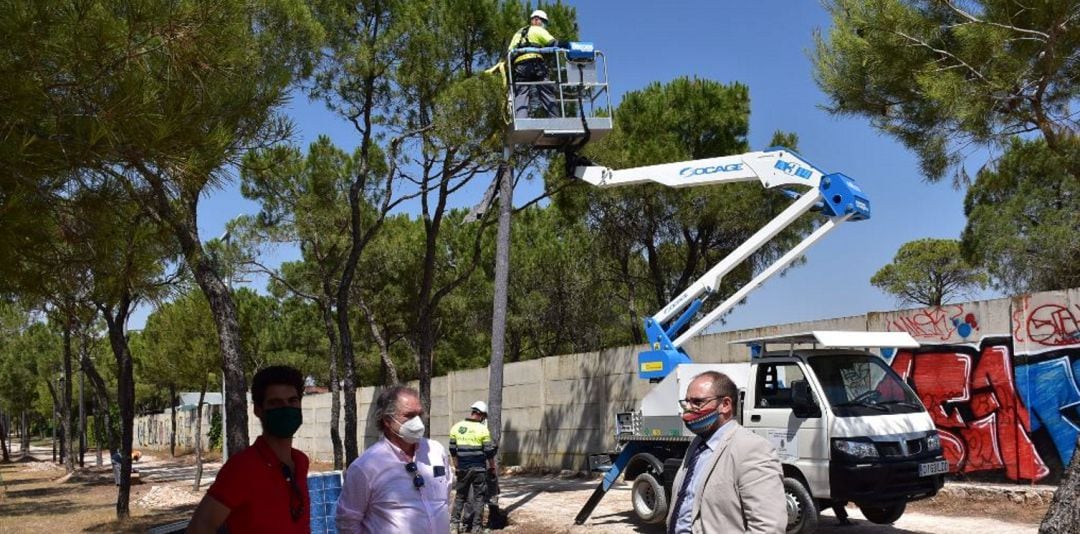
[52,414,57,463]
[22,410,31,458]
[358,296,399,385]
[336,302,359,464]
[170,383,177,457]
[79,358,86,468]
[140,174,249,456]
[417,317,435,433]
[337,176,373,466]
[320,297,344,470]
[101,302,135,519]
[62,316,75,473]
[46,379,60,463]
[192,384,207,491]
[78,342,117,454]
[1040,439,1080,533]
[58,418,65,465]
[0,409,9,462]
[93,407,103,466]
[192,266,250,457]
[103,406,114,452]
[487,157,513,446]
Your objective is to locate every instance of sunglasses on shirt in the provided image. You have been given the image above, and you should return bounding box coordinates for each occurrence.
[405,461,425,490]
[281,464,305,522]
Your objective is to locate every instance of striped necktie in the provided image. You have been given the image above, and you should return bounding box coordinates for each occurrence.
[668,439,710,534]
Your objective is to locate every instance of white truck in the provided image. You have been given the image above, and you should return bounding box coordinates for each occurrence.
[565,148,948,533]
[594,331,948,533]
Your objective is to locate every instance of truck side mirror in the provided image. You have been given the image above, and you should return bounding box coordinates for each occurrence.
[791,380,820,418]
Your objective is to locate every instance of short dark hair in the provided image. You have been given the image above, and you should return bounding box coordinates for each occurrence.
[696,370,739,412]
[374,385,419,431]
[252,365,305,408]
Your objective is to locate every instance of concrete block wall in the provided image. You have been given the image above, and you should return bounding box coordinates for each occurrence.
[184,312,888,469]
[135,406,216,450]
[144,290,1080,481]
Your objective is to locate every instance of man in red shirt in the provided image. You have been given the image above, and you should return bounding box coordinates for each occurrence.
[187,365,310,533]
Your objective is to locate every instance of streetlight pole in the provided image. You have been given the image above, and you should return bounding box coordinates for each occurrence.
[219,229,231,462]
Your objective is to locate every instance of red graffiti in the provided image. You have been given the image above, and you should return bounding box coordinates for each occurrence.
[892,345,1049,481]
[1024,304,1080,346]
[887,305,969,341]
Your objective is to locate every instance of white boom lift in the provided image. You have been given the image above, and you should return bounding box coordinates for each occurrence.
[575,147,869,383]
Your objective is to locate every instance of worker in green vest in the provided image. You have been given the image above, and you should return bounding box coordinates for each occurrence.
[450,401,497,533]
[507,9,570,118]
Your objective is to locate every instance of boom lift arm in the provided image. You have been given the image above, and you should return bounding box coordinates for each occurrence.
[575,147,871,381]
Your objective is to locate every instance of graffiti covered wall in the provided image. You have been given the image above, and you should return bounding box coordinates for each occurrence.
[875,289,1080,483]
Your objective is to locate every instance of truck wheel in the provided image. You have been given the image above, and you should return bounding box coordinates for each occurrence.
[859,502,906,524]
[631,472,668,524]
[783,477,818,534]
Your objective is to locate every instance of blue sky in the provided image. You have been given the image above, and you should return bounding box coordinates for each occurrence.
[144,1,999,332]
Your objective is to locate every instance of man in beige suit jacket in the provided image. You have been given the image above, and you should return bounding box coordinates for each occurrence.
[666,371,786,534]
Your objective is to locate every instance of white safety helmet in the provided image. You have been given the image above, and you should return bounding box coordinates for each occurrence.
[530,9,548,23]
[471,400,489,414]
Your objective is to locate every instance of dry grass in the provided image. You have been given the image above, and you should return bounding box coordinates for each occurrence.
[0,455,196,533]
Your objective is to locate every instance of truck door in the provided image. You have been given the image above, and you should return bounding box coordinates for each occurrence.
[745,362,830,499]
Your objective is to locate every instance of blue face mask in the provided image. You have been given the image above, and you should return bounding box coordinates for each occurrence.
[682,409,719,434]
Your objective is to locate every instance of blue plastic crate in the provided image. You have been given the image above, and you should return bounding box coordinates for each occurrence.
[308,471,344,534]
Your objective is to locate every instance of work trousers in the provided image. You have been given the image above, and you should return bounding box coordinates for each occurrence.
[513,59,556,118]
[452,467,488,531]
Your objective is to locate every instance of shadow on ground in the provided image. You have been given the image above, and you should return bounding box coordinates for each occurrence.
[84,505,195,533]
[814,515,926,534]
[589,510,666,533]
[0,497,87,517]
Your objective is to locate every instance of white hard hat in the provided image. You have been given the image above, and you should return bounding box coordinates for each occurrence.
[530,9,548,22]
[471,401,488,414]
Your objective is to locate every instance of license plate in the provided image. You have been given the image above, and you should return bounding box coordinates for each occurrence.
[918,460,949,477]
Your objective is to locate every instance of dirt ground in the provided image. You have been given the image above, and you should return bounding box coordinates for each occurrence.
[0,444,1050,533]
[492,475,1047,534]
[0,446,213,533]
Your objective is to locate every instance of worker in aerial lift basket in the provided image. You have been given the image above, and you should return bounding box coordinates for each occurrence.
[507,9,571,119]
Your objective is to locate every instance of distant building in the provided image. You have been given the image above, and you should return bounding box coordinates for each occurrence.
[175,392,223,411]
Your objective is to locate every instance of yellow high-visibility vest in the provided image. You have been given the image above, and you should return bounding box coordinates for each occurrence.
[449,419,494,468]
[508,25,556,64]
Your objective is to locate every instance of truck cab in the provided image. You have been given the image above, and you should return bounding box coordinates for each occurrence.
[744,340,947,532]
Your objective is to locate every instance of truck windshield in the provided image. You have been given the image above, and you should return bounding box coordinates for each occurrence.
[807,354,923,417]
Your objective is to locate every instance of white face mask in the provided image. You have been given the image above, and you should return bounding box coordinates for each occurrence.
[392,415,425,444]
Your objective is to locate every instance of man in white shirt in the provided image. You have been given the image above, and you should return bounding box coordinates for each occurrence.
[336,386,454,533]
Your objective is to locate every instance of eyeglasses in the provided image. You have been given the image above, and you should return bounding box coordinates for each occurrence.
[281,465,305,522]
[405,461,424,490]
[679,396,721,410]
